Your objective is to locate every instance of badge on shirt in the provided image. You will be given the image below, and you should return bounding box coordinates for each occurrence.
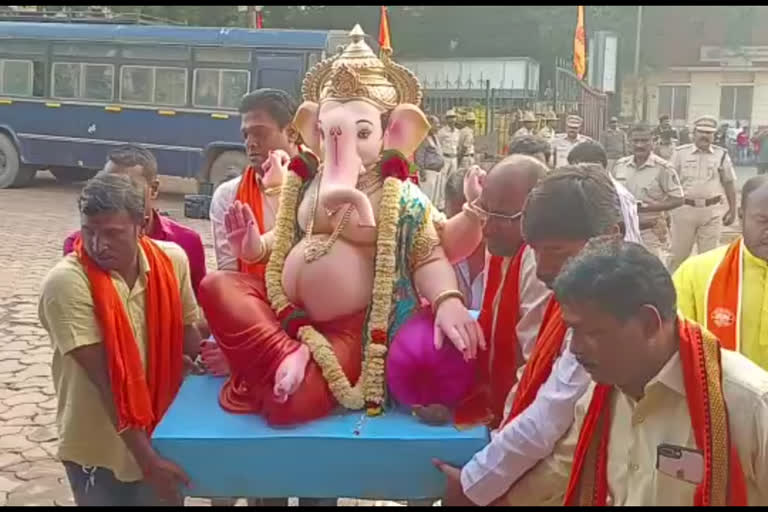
[656,443,704,484]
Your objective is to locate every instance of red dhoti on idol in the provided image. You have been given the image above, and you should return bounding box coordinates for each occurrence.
[199,271,365,426]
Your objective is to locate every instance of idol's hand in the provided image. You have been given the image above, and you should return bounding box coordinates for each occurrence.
[261,149,290,190]
[433,298,486,361]
[463,165,486,204]
[224,200,263,262]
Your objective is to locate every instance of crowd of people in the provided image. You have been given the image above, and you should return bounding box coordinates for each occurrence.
[35,77,768,507]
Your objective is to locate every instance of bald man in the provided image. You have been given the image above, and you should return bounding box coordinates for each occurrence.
[453,154,552,455]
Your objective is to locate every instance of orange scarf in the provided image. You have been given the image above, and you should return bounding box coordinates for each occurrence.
[235,165,267,276]
[563,318,748,506]
[75,236,184,434]
[706,237,743,351]
[455,246,527,429]
[501,296,567,428]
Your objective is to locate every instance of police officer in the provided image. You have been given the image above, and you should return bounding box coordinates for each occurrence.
[668,115,738,271]
[537,111,557,141]
[552,114,593,168]
[613,123,684,267]
[600,116,628,175]
[438,109,460,177]
[513,111,538,138]
[458,111,476,168]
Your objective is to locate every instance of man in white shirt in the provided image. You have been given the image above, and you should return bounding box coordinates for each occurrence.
[567,140,644,245]
[209,88,302,272]
[436,166,624,506]
[449,155,552,434]
[500,239,768,505]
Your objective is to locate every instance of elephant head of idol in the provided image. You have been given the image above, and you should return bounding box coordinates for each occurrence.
[294,24,430,227]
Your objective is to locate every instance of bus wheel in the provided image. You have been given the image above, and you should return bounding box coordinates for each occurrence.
[0,133,35,189]
[205,150,247,191]
[50,167,98,183]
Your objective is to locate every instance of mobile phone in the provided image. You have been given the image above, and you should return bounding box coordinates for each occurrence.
[656,443,704,484]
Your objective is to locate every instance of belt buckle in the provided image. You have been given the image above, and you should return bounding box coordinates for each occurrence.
[694,198,706,207]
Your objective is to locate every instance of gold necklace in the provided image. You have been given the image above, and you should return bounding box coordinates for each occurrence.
[303,173,353,263]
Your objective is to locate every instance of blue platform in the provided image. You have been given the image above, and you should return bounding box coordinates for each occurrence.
[152,375,489,499]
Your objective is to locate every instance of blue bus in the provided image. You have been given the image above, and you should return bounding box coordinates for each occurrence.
[0,21,357,189]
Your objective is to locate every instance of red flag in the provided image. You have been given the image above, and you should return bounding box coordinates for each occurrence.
[256,11,263,29]
[378,6,392,52]
[574,6,586,80]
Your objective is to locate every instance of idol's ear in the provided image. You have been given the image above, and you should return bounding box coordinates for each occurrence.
[383,103,430,157]
[294,101,321,155]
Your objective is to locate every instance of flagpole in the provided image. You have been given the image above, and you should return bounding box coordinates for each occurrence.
[632,5,643,121]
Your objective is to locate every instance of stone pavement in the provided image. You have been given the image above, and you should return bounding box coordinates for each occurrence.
[0,168,752,506]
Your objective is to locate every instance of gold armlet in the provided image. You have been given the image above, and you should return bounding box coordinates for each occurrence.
[431,289,466,314]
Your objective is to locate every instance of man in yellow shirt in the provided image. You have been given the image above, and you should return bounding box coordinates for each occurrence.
[673,175,768,371]
[499,239,768,505]
[39,173,201,506]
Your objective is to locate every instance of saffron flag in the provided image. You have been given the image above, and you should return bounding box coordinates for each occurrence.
[574,5,586,80]
[379,6,392,52]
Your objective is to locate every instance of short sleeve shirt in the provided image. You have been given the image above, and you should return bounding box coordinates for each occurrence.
[613,153,684,224]
[38,240,198,482]
[669,144,736,199]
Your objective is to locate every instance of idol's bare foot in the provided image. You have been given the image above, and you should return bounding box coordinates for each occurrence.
[273,345,310,403]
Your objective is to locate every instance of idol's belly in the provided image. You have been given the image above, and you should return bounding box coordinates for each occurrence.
[282,236,375,323]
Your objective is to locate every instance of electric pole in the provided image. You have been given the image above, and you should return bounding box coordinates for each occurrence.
[632,5,643,122]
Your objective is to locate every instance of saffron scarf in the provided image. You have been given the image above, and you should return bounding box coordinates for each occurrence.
[235,166,267,277]
[563,318,748,506]
[455,246,527,429]
[705,237,743,352]
[75,236,184,434]
[501,295,568,427]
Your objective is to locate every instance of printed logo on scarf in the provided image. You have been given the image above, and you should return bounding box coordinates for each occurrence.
[710,307,735,328]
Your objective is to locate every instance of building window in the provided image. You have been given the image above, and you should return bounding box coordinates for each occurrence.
[657,85,689,123]
[120,66,188,106]
[52,62,114,101]
[719,86,753,123]
[193,68,250,109]
[0,59,33,96]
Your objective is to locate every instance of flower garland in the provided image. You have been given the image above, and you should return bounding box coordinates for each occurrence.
[265,148,410,415]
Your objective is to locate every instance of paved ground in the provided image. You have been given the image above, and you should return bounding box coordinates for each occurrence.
[0,167,756,506]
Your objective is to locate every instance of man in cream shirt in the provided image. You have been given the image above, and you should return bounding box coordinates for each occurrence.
[499,239,768,506]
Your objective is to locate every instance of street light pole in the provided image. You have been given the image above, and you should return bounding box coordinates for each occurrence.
[632,5,643,121]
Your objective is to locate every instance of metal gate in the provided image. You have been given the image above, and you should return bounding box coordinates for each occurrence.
[553,57,608,140]
[421,84,539,163]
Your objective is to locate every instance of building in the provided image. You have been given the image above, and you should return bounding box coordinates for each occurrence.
[620,6,768,130]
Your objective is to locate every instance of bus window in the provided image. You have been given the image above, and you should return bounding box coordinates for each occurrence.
[52,62,114,101]
[193,68,249,109]
[155,68,187,106]
[194,47,251,64]
[0,40,47,56]
[0,59,33,97]
[121,66,187,106]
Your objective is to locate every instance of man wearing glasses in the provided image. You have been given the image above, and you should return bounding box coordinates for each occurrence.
[451,154,552,459]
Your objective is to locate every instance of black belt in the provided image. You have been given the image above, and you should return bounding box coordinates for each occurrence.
[684,196,721,207]
[444,154,457,158]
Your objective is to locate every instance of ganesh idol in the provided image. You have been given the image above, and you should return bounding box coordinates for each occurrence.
[199,25,486,426]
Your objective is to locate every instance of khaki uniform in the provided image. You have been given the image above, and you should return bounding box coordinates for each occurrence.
[552,133,592,168]
[600,128,629,175]
[613,154,684,266]
[458,126,476,167]
[537,125,556,141]
[668,143,736,271]
[654,140,677,161]
[513,126,537,138]
[438,125,460,177]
